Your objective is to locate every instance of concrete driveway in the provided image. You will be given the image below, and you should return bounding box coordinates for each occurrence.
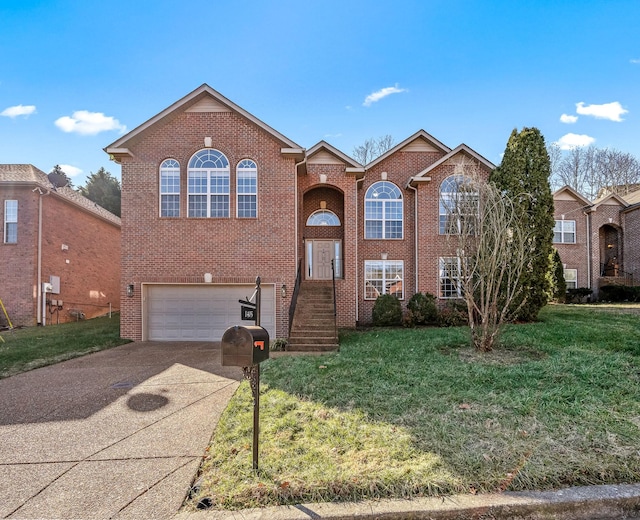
[0,341,243,519]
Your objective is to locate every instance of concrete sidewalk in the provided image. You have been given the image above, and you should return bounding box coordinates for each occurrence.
[0,341,242,519]
[3,342,640,520]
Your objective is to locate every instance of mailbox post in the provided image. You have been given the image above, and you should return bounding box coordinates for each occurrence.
[220,277,268,471]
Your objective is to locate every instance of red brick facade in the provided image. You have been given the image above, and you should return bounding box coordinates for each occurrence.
[0,165,121,327]
[552,187,640,296]
[107,85,639,341]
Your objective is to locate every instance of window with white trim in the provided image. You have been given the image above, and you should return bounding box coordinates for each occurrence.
[364,260,404,299]
[160,159,180,217]
[307,209,340,226]
[564,268,577,289]
[4,200,17,244]
[439,175,478,234]
[188,149,230,218]
[439,257,463,298]
[364,181,403,239]
[554,220,576,244]
[237,159,257,218]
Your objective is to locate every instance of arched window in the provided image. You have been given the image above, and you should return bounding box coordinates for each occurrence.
[439,175,477,234]
[159,159,180,217]
[364,181,403,239]
[188,149,230,218]
[307,209,340,226]
[237,159,257,218]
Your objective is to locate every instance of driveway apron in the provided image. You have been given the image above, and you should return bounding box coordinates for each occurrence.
[0,341,242,519]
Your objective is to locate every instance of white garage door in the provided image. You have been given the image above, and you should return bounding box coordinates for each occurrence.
[146,284,275,341]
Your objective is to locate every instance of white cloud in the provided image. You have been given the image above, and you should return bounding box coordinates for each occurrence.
[1,104,36,118]
[575,101,628,122]
[57,164,83,177]
[55,110,126,135]
[560,114,578,124]
[631,58,640,64]
[555,133,596,150]
[363,84,408,107]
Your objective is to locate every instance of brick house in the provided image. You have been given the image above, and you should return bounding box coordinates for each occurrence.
[0,165,121,327]
[553,185,640,296]
[106,84,496,345]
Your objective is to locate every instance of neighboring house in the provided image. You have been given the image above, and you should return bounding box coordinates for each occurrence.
[553,185,640,296]
[106,84,495,343]
[0,165,121,327]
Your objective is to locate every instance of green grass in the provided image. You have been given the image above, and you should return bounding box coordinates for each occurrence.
[0,314,130,378]
[188,304,640,510]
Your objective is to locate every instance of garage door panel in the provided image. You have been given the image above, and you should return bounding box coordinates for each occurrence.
[146,285,275,341]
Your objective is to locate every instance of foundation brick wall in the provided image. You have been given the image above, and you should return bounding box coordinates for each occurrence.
[553,198,589,288]
[0,186,39,326]
[0,184,120,327]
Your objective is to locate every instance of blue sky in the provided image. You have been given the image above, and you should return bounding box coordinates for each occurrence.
[1,0,639,186]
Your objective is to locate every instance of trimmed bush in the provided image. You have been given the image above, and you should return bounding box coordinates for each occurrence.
[403,292,438,327]
[566,287,593,304]
[437,301,468,327]
[372,294,402,326]
[599,285,640,302]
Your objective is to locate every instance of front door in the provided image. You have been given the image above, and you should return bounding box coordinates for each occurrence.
[306,240,340,280]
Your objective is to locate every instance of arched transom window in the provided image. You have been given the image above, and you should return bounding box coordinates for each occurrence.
[307,209,340,226]
[159,159,180,217]
[364,181,403,239]
[439,175,478,234]
[188,149,230,218]
[237,159,257,218]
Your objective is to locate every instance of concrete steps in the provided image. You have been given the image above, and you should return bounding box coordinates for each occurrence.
[288,282,338,351]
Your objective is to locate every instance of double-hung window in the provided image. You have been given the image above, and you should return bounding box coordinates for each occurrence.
[237,159,257,218]
[160,159,180,217]
[364,181,403,239]
[439,257,463,298]
[188,149,230,218]
[4,200,17,244]
[364,260,404,299]
[564,269,577,289]
[554,220,576,244]
[439,175,478,234]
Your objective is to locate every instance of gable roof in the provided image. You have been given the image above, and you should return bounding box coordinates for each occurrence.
[590,191,628,211]
[0,164,121,226]
[553,185,592,206]
[366,130,451,170]
[306,140,365,177]
[407,144,495,187]
[105,84,304,162]
[622,188,640,206]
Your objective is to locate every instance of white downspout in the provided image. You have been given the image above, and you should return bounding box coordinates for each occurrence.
[407,180,419,293]
[585,210,591,290]
[35,188,50,325]
[355,177,365,324]
[294,158,306,270]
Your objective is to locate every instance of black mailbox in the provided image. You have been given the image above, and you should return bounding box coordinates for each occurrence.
[221,325,270,367]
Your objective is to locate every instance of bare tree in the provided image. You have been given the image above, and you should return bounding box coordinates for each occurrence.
[595,148,640,197]
[352,135,395,165]
[550,146,640,200]
[443,162,530,352]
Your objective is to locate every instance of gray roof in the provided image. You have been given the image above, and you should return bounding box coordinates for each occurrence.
[0,164,121,227]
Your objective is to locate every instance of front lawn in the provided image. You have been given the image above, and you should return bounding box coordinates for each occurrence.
[187,304,640,510]
[0,314,129,378]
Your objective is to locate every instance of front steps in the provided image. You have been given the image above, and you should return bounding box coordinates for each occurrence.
[288,282,339,351]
